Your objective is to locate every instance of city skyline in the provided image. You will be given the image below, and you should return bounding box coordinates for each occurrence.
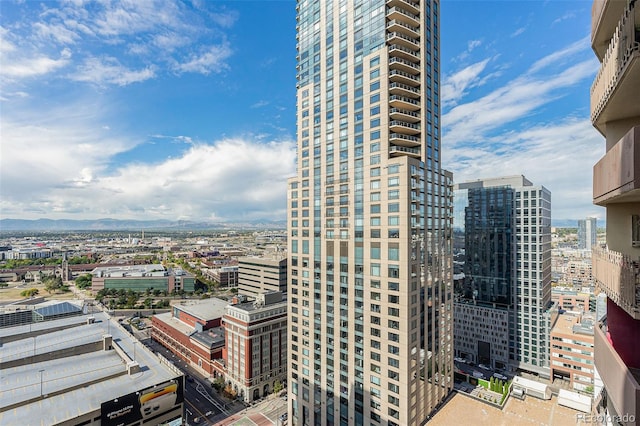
[1,0,603,223]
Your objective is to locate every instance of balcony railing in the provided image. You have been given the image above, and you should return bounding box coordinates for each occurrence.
[593,126,640,205]
[594,323,640,423]
[590,1,640,129]
[592,246,640,319]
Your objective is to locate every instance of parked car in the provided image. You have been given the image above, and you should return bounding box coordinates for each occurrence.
[472,371,483,378]
[478,364,491,371]
[454,357,466,364]
[493,373,508,380]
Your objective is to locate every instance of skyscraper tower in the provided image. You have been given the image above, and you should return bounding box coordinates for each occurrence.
[590,0,640,423]
[287,1,453,425]
[453,176,553,376]
[577,217,597,250]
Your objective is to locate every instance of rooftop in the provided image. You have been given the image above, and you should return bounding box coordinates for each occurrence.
[172,298,229,321]
[0,311,181,425]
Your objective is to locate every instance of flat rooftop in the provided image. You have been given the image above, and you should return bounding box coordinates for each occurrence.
[172,298,228,321]
[0,311,181,425]
[430,391,586,425]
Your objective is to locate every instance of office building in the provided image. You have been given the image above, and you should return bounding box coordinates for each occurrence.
[0,312,184,426]
[91,264,195,293]
[238,255,287,299]
[453,176,553,377]
[287,1,453,425]
[222,292,288,402]
[578,217,598,250]
[590,0,640,423]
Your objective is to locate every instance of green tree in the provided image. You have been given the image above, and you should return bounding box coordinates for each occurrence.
[75,273,93,289]
[273,380,283,394]
[20,288,39,297]
[44,276,63,294]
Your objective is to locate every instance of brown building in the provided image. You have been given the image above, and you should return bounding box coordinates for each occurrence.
[550,312,595,393]
[151,299,228,377]
[222,292,287,402]
[589,0,640,424]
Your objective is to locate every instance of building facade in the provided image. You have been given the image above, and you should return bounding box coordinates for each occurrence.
[287,1,453,425]
[238,256,287,299]
[590,0,640,424]
[223,292,288,402]
[453,176,553,377]
[91,264,195,293]
[578,217,598,250]
[550,312,595,393]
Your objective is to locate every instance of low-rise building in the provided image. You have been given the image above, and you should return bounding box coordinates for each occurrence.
[0,312,184,425]
[91,264,195,293]
[550,312,595,392]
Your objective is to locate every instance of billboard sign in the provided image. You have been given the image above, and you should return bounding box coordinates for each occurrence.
[101,377,184,426]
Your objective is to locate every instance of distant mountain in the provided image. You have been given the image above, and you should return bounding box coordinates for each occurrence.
[0,218,286,232]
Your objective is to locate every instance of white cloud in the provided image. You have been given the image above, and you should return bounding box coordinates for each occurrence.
[174,44,232,75]
[443,58,596,144]
[441,58,491,107]
[70,56,155,86]
[444,118,605,221]
[511,27,526,37]
[528,36,590,74]
[0,47,71,78]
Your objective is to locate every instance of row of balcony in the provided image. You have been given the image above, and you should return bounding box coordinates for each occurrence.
[593,126,640,205]
[592,245,640,319]
[387,0,422,161]
[590,1,640,133]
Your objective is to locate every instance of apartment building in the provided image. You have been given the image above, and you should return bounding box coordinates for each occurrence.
[453,176,553,377]
[287,1,453,424]
[550,312,595,393]
[589,0,640,424]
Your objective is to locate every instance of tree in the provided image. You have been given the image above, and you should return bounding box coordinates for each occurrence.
[44,276,62,294]
[75,274,93,289]
[273,380,284,394]
[20,288,39,297]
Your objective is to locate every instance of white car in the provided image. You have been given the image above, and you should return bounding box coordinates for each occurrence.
[478,364,491,370]
[493,373,508,380]
[454,357,466,363]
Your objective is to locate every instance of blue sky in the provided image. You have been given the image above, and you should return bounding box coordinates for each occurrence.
[0,0,604,224]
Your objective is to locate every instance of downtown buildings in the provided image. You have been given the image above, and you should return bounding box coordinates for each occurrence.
[589,0,640,424]
[453,176,554,378]
[287,0,453,425]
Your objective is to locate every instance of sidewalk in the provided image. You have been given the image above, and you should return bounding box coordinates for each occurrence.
[212,396,287,426]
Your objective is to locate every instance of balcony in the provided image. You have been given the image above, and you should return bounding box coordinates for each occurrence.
[390,107,420,123]
[387,0,420,15]
[592,0,629,59]
[590,2,640,133]
[386,19,419,38]
[387,6,419,27]
[594,323,640,423]
[389,56,420,74]
[592,246,640,319]
[389,120,421,136]
[593,126,640,205]
[389,69,420,87]
[389,81,420,99]
[387,31,419,50]
[388,43,420,62]
[390,144,420,158]
[389,94,420,111]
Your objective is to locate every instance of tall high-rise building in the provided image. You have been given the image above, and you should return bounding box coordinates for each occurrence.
[577,217,598,250]
[453,176,553,377]
[590,0,640,423]
[287,1,453,425]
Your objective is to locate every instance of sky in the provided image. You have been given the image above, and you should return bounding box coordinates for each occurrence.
[0,0,605,224]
